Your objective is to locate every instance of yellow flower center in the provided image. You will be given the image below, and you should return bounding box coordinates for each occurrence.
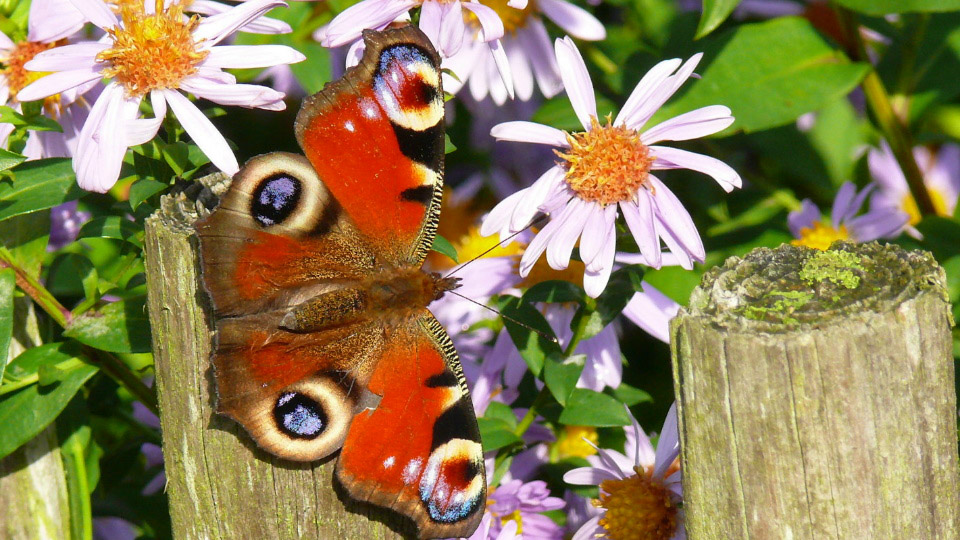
[557,115,654,206]
[594,465,678,540]
[500,509,524,534]
[791,220,850,251]
[457,225,525,263]
[97,0,208,97]
[552,425,599,459]
[467,0,537,34]
[3,40,58,100]
[901,188,950,225]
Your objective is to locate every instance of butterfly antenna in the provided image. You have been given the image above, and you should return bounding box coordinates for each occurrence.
[446,290,558,344]
[443,213,549,280]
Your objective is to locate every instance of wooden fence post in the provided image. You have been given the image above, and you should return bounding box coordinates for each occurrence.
[670,242,960,539]
[143,174,410,539]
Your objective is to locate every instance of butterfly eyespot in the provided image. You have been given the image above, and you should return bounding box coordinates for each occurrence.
[251,174,302,227]
[373,44,442,132]
[274,391,327,439]
[418,439,485,524]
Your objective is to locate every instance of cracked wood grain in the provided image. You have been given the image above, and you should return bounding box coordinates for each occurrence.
[144,174,411,539]
[670,243,960,540]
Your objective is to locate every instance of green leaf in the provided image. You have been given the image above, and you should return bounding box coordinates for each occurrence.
[47,253,97,298]
[558,389,631,427]
[593,264,645,328]
[287,39,332,94]
[0,106,63,132]
[0,344,98,460]
[611,382,654,406]
[0,211,50,278]
[0,148,25,172]
[129,179,169,211]
[917,217,960,261]
[77,216,144,248]
[659,17,870,133]
[543,353,585,405]
[0,158,80,222]
[477,417,522,452]
[500,295,562,376]
[483,401,519,428]
[64,297,152,354]
[524,280,586,305]
[0,268,13,381]
[444,134,457,154]
[431,234,458,263]
[833,0,960,14]
[696,0,741,39]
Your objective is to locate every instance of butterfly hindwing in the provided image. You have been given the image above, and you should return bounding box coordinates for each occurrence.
[336,314,486,539]
[295,26,445,266]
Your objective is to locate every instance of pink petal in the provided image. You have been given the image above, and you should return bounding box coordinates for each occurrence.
[126,91,166,146]
[193,0,289,47]
[490,121,568,146]
[480,188,527,238]
[571,516,605,540]
[28,0,86,42]
[506,38,534,101]
[320,0,415,47]
[487,39,515,101]
[463,2,505,42]
[555,36,596,131]
[508,0,527,7]
[189,0,292,34]
[621,53,702,131]
[0,30,14,51]
[179,77,286,109]
[67,0,118,30]
[546,198,590,270]
[439,1,466,57]
[510,166,566,231]
[583,223,615,297]
[419,0,443,50]
[622,283,679,344]
[162,89,239,175]
[650,145,742,192]
[621,193,661,268]
[653,402,680,479]
[519,213,565,276]
[649,175,705,262]
[615,57,682,127]
[640,105,734,144]
[579,203,609,267]
[24,42,108,72]
[563,466,619,485]
[202,45,305,69]
[16,68,102,102]
[74,83,139,193]
[517,21,563,98]
[538,0,606,41]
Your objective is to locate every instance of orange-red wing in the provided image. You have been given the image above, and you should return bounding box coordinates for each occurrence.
[336,315,486,539]
[295,26,445,266]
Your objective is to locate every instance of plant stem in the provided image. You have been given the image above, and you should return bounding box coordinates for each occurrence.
[836,7,936,216]
[0,249,159,414]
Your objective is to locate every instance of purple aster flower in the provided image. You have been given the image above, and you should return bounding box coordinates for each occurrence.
[485,478,566,539]
[481,37,740,297]
[621,280,681,344]
[564,403,683,540]
[868,140,960,236]
[789,181,908,250]
[49,200,91,250]
[18,0,306,192]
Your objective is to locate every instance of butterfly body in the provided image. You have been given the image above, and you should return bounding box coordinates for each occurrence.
[195,27,485,539]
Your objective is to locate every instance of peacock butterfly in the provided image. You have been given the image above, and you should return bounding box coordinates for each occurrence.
[194,26,485,539]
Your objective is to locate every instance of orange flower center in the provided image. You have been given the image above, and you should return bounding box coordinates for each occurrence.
[557,115,654,206]
[594,465,678,540]
[97,0,208,96]
[3,40,58,99]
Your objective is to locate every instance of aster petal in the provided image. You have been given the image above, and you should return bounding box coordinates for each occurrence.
[650,145,742,192]
[345,39,367,69]
[440,2,466,57]
[67,0,119,31]
[563,466,620,485]
[126,91,167,146]
[517,21,563,98]
[649,175,705,262]
[622,53,702,131]
[830,181,858,228]
[571,516,605,540]
[0,30,13,52]
[847,182,877,222]
[624,405,657,467]
[74,83,138,193]
[787,199,820,238]
[491,121,567,147]
[506,38,535,101]
[162,89,239,175]
[180,77,286,109]
[29,0,86,42]
[579,203,615,268]
[582,226,615,297]
[622,192,662,268]
[463,2,505,42]
[555,36,596,131]
[487,39,515,101]
[538,0,606,40]
[202,45,306,69]
[640,105,734,144]
[656,218,694,270]
[867,140,908,196]
[17,68,102,102]
[481,188,528,238]
[546,198,591,270]
[847,209,909,241]
[24,43,109,72]
[653,402,680,479]
[508,0,527,6]
[418,0,443,50]
[190,0,292,34]
[622,283,679,344]
[510,166,566,231]
[615,57,682,127]
[519,213,565,276]
[193,0,290,48]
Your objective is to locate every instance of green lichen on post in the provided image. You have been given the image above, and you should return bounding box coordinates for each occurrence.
[799,249,864,289]
[688,241,946,331]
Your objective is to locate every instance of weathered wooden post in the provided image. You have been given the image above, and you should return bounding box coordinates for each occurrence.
[143,174,409,539]
[671,242,960,539]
